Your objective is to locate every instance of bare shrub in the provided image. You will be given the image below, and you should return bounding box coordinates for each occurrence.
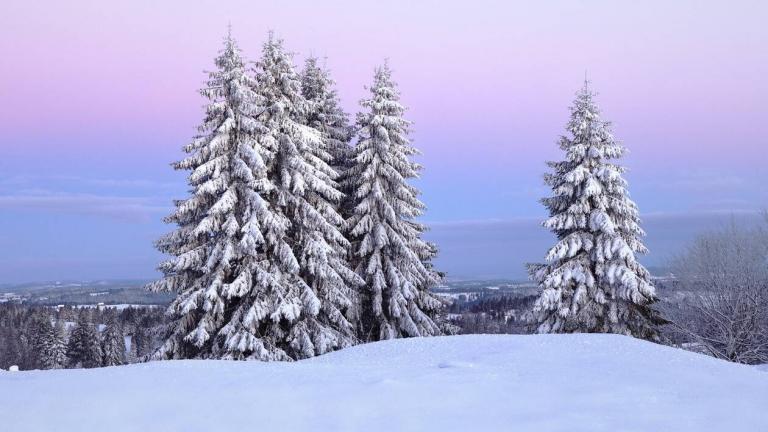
[667,218,768,364]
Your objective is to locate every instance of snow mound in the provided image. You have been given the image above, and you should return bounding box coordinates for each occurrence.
[1,334,766,432]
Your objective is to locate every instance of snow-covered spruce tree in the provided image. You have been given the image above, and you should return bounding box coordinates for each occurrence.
[31,316,66,369]
[101,320,126,366]
[131,325,151,360]
[30,315,52,369]
[147,32,299,360]
[49,320,68,368]
[66,312,102,368]
[528,80,664,341]
[300,56,354,176]
[347,63,443,341]
[225,34,361,358]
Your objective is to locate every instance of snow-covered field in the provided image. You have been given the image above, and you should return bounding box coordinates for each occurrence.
[2,334,766,432]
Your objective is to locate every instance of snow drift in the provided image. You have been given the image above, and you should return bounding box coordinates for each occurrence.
[1,334,766,432]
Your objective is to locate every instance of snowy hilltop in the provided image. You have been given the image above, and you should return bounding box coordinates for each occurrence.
[2,334,767,432]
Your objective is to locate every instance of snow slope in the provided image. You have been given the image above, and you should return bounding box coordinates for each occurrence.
[1,334,766,432]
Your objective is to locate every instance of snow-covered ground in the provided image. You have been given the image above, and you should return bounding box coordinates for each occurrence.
[2,334,766,432]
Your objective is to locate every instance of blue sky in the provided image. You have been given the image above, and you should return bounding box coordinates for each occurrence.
[1,169,764,283]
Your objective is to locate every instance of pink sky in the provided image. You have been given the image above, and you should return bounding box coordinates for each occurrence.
[3,0,766,164]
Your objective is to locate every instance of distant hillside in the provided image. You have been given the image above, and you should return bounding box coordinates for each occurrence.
[0,280,172,305]
[1,274,678,307]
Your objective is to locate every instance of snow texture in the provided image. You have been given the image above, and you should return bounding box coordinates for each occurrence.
[2,334,765,432]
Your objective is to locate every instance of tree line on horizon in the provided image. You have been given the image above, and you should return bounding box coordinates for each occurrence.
[0,304,164,370]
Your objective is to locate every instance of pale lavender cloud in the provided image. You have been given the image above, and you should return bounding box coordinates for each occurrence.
[0,175,178,190]
[0,193,169,223]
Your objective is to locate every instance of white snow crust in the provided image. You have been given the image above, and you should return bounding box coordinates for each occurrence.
[1,334,766,432]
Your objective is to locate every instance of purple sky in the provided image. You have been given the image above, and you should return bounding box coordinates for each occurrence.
[1,1,767,282]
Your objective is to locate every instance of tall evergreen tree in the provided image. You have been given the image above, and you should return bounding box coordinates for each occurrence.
[227,33,361,358]
[147,31,296,360]
[528,80,664,341]
[66,312,102,368]
[300,56,354,175]
[347,63,443,341]
[101,319,126,366]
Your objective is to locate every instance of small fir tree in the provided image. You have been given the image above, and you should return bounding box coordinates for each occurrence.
[66,312,102,368]
[32,316,67,370]
[49,320,68,369]
[101,320,126,366]
[132,325,151,360]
